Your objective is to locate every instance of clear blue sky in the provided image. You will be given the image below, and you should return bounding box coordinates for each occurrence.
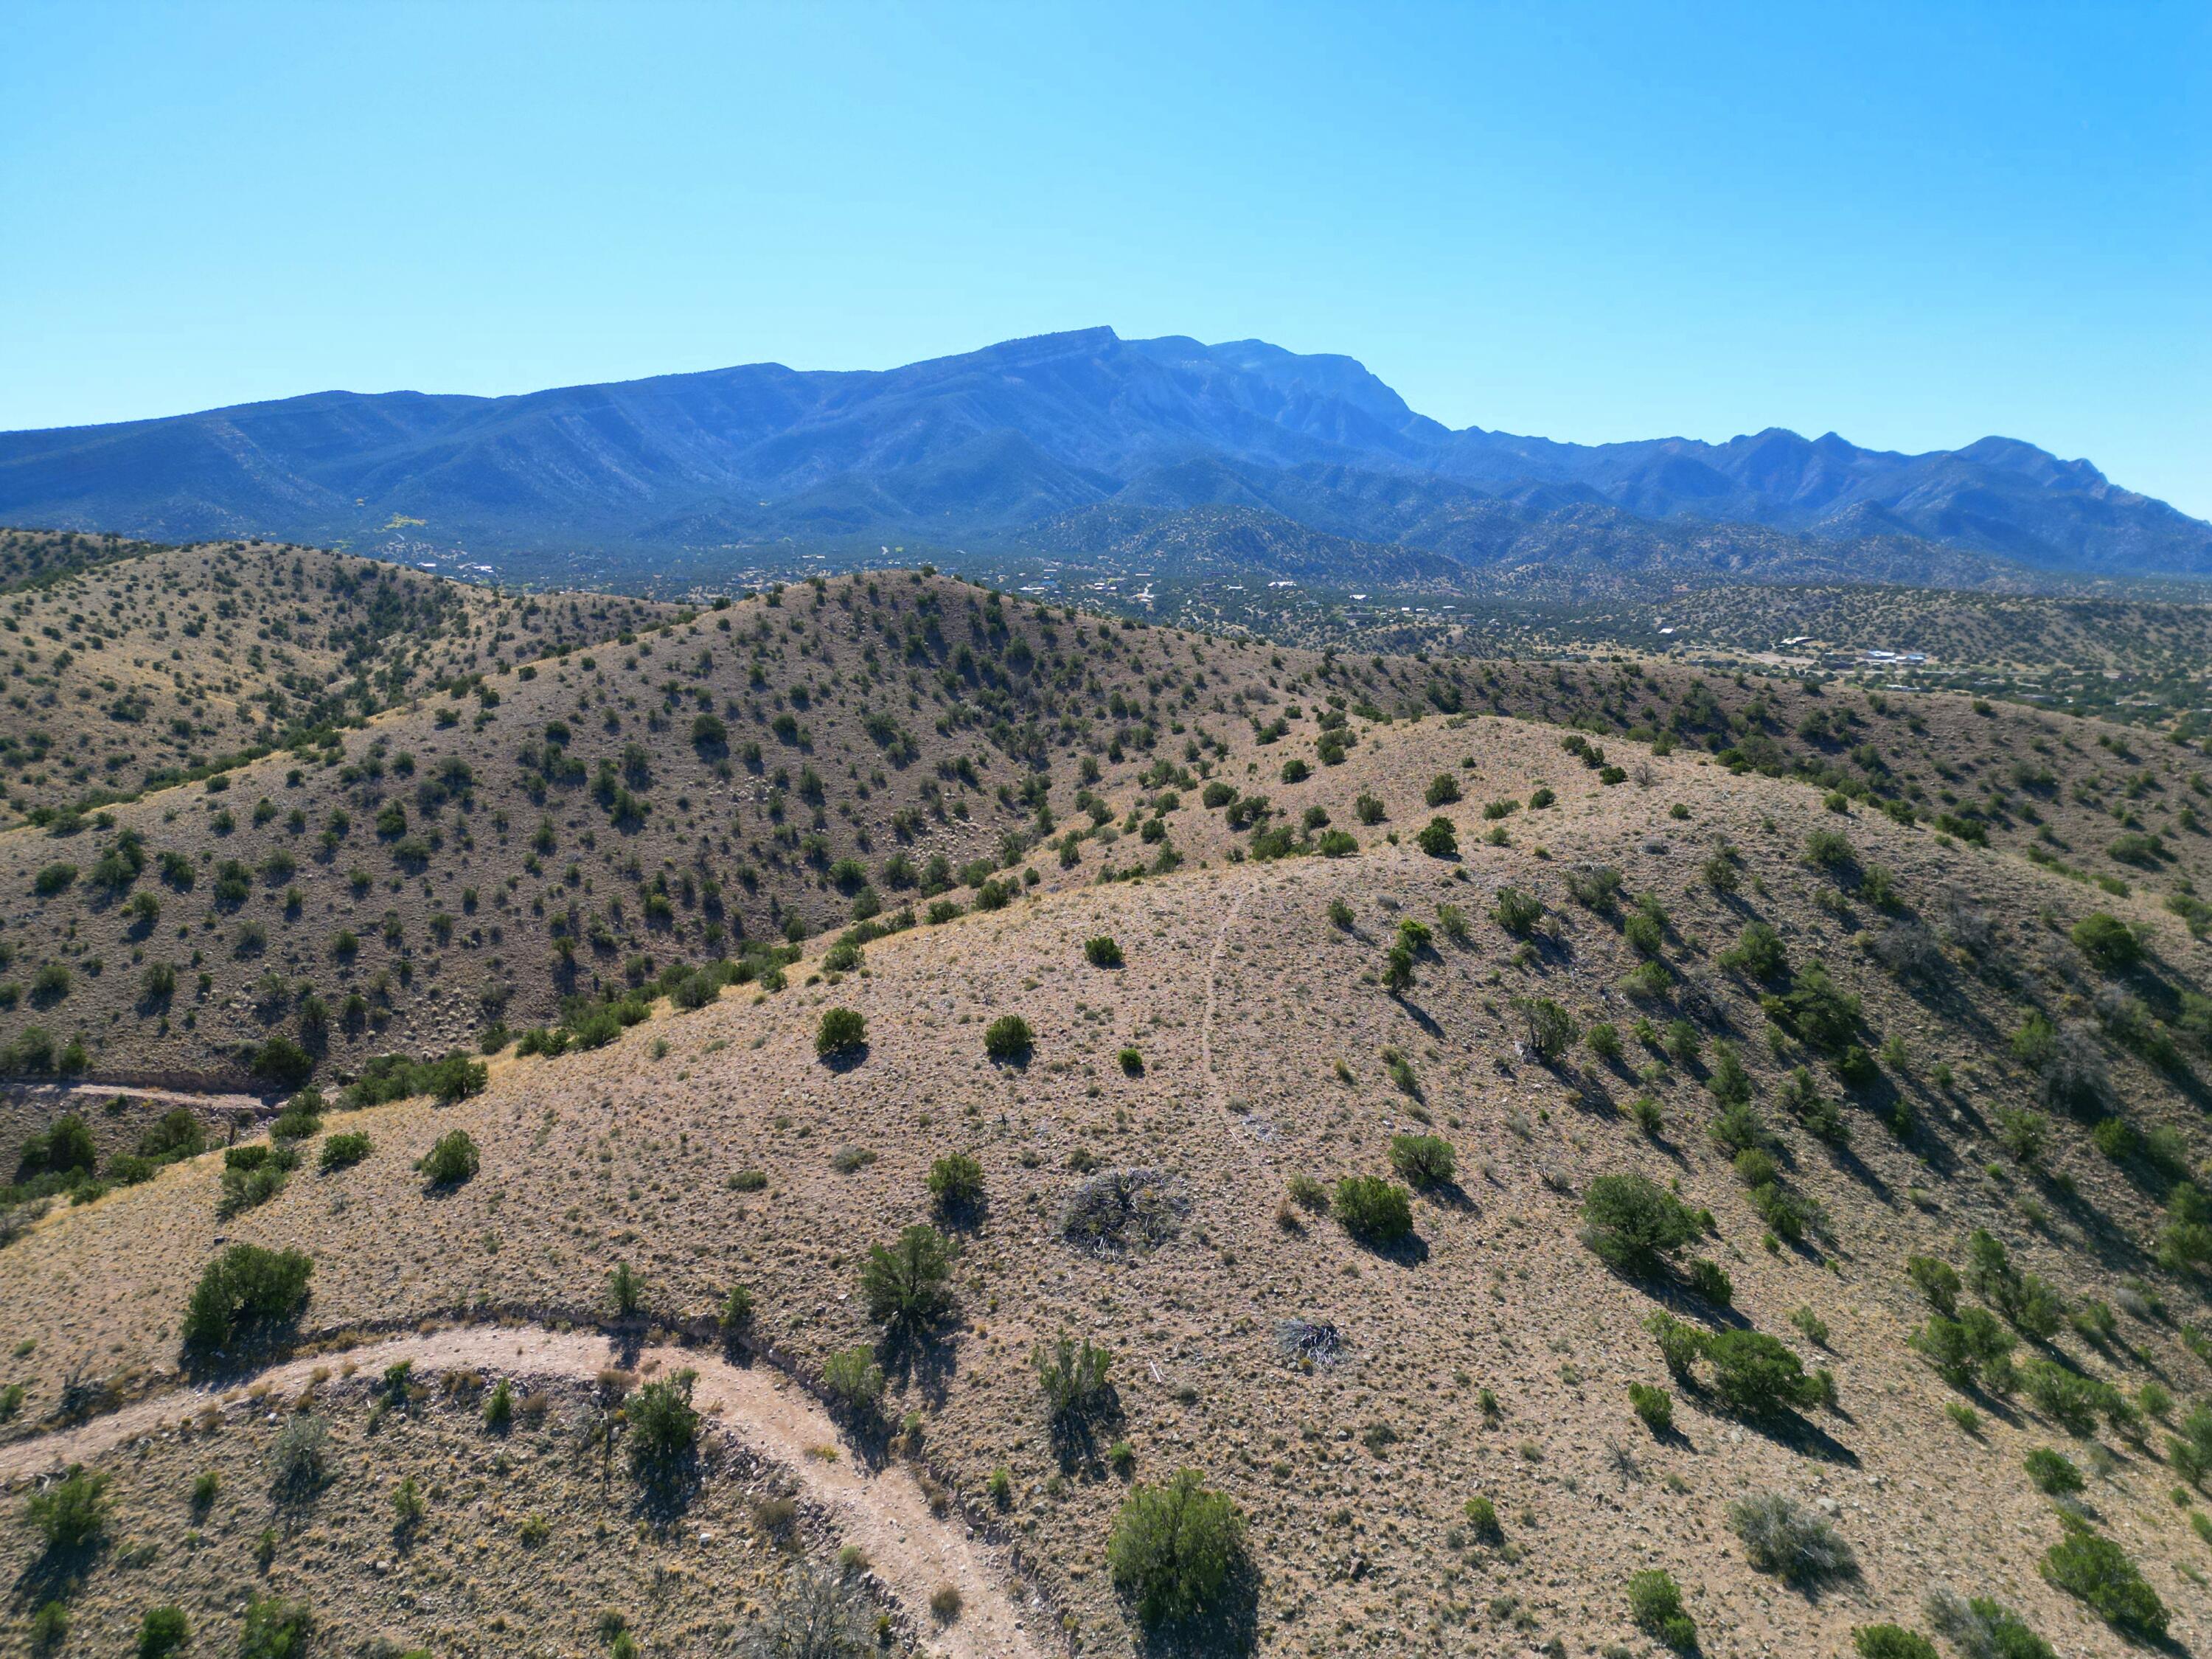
[4,1,2206,515]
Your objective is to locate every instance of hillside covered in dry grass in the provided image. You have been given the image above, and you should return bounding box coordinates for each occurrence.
[0,530,672,821]
[0,564,2202,1099]
[1,627,2211,1656]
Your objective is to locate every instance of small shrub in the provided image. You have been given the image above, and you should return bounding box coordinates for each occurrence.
[1852,1624,1936,1659]
[1720,921,1789,981]
[1085,936,1124,967]
[136,1607,190,1658]
[418,1130,479,1186]
[1688,1259,1733,1306]
[822,1346,886,1413]
[1492,886,1542,936]
[1628,1382,1673,1433]
[1413,816,1458,856]
[2070,912,2140,973]
[1804,827,1854,871]
[268,1416,328,1505]
[815,1006,867,1060]
[860,1224,956,1337]
[626,1371,700,1484]
[2023,1447,2083,1495]
[720,1284,754,1332]
[1333,1175,1413,1244]
[1463,1492,1503,1544]
[2040,1515,2166,1638]
[1704,1329,1821,1419]
[236,1594,313,1659]
[1388,1133,1455,1186]
[1513,996,1576,1062]
[1107,1469,1246,1627]
[1924,1593,2054,1659]
[983,1015,1034,1061]
[609,1260,643,1317]
[1730,1491,1857,1583]
[1035,1334,1115,1422]
[317,1132,369,1172]
[181,1243,313,1355]
[1627,1568,1695,1650]
[927,1152,985,1216]
[25,1465,108,1551]
[1582,1173,1700,1276]
[1906,1253,1961,1317]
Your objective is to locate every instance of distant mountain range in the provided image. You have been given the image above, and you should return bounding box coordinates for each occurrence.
[4,326,2206,586]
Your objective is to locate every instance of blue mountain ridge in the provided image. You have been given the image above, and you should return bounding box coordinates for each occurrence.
[1,327,2203,580]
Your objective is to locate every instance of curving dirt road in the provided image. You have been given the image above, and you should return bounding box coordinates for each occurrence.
[0,1324,1052,1659]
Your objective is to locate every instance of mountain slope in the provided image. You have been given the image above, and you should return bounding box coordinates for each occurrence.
[4,330,2205,582]
[3,696,2211,1656]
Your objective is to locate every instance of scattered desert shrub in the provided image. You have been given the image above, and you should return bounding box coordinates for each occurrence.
[1108,1469,1247,1627]
[1413,816,1458,856]
[317,1132,369,1171]
[25,1464,108,1551]
[927,1152,985,1216]
[1924,1590,2054,1659]
[2040,1515,2166,1638]
[1906,1253,1961,1317]
[2070,911,2140,973]
[267,1416,328,1506]
[1629,1382,1673,1433]
[1461,1492,1503,1543]
[418,1129,479,1186]
[1492,886,1542,936]
[1512,995,1576,1062]
[860,1224,956,1337]
[815,1006,867,1060]
[1910,1310,2017,1395]
[1627,1568,1695,1650]
[1852,1624,1936,1659]
[1804,827,1854,871]
[1565,864,1624,911]
[627,1371,700,1484]
[2022,1447,2083,1495]
[236,1594,313,1659]
[1688,1259,1733,1306]
[1720,920,1789,981]
[181,1243,313,1355]
[1730,1492,1857,1583]
[1332,1175,1413,1244]
[719,1285,755,1335]
[136,1606,190,1658]
[1703,1329,1823,1419]
[1388,1133,1455,1186]
[1582,1173,1700,1276]
[1084,935,1124,967]
[738,1562,872,1659]
[1035,1334,1116,1422]
[983,1015,1034,1060]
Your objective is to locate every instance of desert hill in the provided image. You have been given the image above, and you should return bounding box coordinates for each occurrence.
[0,530,675,821]
[0,675,2210,1655]
[0,568,2205,1096]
